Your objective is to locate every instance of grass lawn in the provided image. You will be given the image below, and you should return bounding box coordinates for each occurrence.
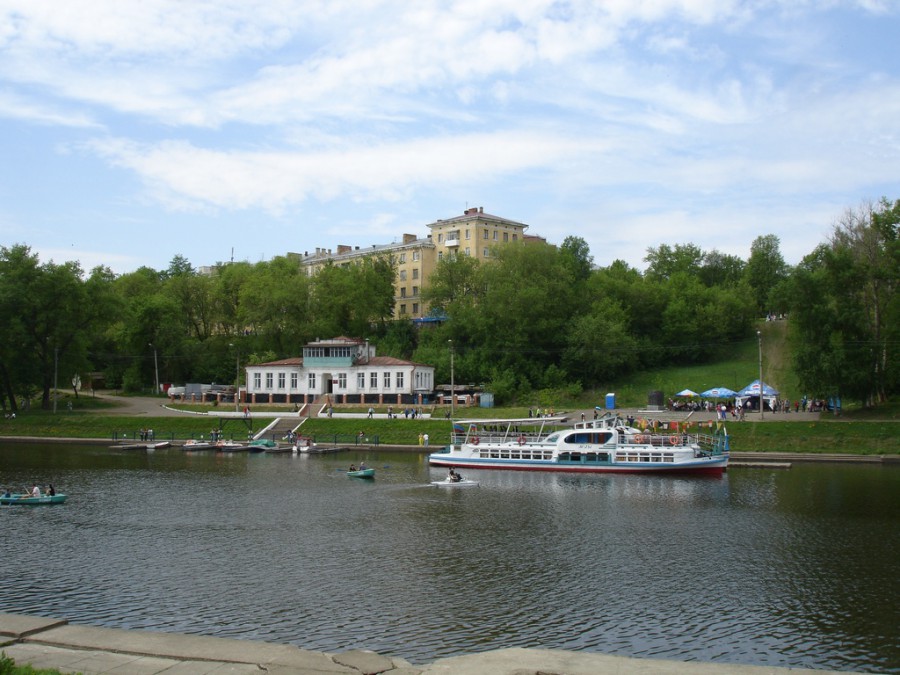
[1,408,896,455]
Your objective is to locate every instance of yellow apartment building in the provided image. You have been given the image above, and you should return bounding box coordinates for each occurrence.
[291,207,533,319]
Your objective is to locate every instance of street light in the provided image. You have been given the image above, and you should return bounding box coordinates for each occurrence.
[757,330,764,419]
[230,344,240,412]
[149,343,159,396]
[448,339,455,419]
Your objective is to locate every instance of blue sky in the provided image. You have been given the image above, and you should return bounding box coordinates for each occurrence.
[1,0,898,275]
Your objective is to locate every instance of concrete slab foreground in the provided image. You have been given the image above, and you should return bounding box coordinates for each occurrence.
[0,612,68,638]
[423,647,834,674]
[0,613,851,675]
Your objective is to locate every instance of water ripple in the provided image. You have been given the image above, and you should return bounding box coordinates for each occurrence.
[0,447,897,672]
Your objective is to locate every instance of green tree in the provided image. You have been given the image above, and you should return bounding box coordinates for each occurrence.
[644,243,704,281]
[239,257,312,354]
[788,199,899,406]
[559,235,594,282]
[421,253,482,314]
[745,234,789,316]
[0,245,117,409]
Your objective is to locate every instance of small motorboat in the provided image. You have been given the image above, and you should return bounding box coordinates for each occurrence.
[215,441,247,452]
[431,477,479,487]
[1,493,68,505]
[347,468,375,478]
[182,440,215,451]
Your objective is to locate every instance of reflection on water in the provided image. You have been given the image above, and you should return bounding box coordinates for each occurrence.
[1,443,897,672]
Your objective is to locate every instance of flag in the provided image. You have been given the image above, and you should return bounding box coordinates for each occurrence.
[452,423,465,433]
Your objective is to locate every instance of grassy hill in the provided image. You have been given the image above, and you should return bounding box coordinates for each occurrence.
[584,319,804,409]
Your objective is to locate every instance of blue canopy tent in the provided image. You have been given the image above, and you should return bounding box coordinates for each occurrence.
[736,380,779,411]
[701,387,737,399]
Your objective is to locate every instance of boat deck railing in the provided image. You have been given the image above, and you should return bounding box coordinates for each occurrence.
[453,430,728,455]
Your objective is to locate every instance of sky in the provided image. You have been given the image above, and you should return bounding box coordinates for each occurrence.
[1,0,898,276]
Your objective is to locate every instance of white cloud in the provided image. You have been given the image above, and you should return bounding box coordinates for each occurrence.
[0,1,896,275]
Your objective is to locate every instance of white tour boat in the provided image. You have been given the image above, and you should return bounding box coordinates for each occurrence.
[428,414,729,475]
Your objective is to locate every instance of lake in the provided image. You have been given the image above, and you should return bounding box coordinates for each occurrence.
[1,442,897,672]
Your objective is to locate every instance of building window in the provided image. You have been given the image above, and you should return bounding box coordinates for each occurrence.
[512,234,517,241]
[370,372,378,389]
[338,373,347,389]
[412,286,419,296]
[401,287,407,298]
[290,373,298,389]
[357,372,365,389]
[399,253,406,263]
[484,228,489,239]
[503,232,509,242]
[438,251,443,261]
[413,251,420,261]
[308,373,316,390]
[396,372,404,389]
[278,372,285,389]
[399,304,407,315]
[399,269,407,281]
[412,268,419,279]
[265,373,273,389]
[484,248,489,257]
[254,373,261,389]
[438,233,443,243]
[412,302,419,314]
[465,247,470,256]
[493,230,498,240]
[383,372,391,389]
[465,229,470,240]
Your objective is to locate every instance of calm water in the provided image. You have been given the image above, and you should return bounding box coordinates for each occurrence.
[1,443,897,672]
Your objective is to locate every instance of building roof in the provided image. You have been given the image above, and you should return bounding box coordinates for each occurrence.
[365,356,430,367]
[251,355,431,368]
[254,357,304,367]
[426,206,527,230]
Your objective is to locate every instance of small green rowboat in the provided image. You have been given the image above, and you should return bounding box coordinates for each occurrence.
[347,468,375,479]
[1,494,68,505]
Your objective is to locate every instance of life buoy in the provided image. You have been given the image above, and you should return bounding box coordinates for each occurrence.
[635,435,645,444]
[669,435,679,446]
[472,437,480,445]
[517,435,526,446]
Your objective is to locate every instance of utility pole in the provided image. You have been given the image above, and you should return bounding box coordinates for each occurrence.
[149,343,159,395]
[448,339,455,419]
[53,346,58,414]
[757,330,764,420]
[230,344,240,412]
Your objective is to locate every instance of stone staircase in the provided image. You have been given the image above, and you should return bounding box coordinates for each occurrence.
[256,416,305,441]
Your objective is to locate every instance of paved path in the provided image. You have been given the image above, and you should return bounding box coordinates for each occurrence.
[0,613,844,675]
[95,391,829,424]
[92,391,188,417]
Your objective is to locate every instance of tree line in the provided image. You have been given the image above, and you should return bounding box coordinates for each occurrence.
[0,198,895,411]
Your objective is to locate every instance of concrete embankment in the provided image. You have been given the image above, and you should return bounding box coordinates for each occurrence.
[0,613,846,674]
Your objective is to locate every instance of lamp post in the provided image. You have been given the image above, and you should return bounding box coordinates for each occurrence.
[448,339,455,419]
[757,330,764,419]
[230,344,240,412]
[149,343,159,396]
[53,345,58,414]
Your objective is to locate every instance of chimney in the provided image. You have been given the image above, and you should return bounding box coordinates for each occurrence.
[403,233,416,244]
[337,245,351,254]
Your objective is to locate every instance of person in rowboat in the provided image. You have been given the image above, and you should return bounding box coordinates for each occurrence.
[349,464,357,472]
[448,468,462,482]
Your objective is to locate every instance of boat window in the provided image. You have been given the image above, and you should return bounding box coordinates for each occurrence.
[545,433,560,443]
